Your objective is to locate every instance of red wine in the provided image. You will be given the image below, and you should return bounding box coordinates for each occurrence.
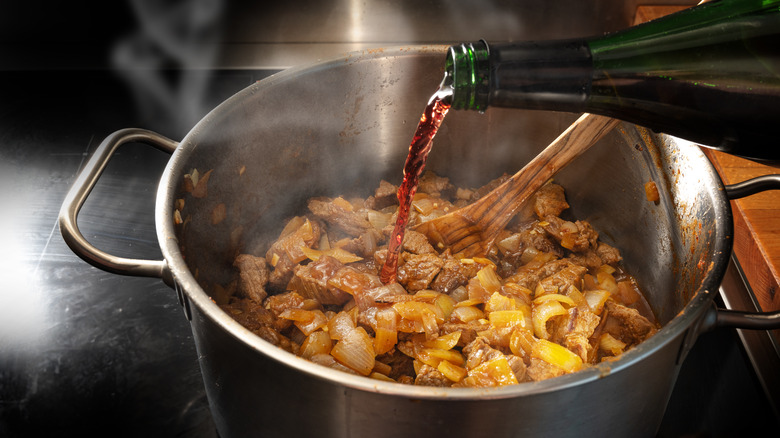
[380,87,451,284]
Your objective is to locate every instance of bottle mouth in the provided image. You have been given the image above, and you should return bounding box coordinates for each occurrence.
[445,41,490,111]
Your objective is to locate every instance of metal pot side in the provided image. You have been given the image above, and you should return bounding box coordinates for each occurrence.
[156,46,732,438]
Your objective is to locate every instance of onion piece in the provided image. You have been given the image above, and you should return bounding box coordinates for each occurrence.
[300,331,332,359]
[584,290,611,315]
[488,310,528,329]
[468,356,519,386]
[532,293,576,307]
[532,300,567,339]
[423,331,460,350]
[301,246,363,264]
[330,327,375,376]
[327,310,356,341]
[476,265,502,294]
[484,292,516,313]
[532,338,583,373]
[438,360,467,382]
[509,328,535,357]
[451,306,484,323]
[599,333,627,355]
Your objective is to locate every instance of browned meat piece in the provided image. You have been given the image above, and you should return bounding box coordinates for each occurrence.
[549,307,601,361]
[440,321,492,347]
[463,337,505,370]
[402,230,436,255]
[265,217,321,292]
[566,251,604,270]
[526,357,565,381]
[506,355,527,382]
[417,172,454,198]
[468,174,510,202]
[540,216,599,252]
[367,180,398,210]
[287,255,353,305]
[377,349,416,380]
[396,253,445,292]
[536,262,588,296]
[431,252,480,294]
[603,301,658,346]
[264,291,307,331]
[233,254,270,305]
[268,256,297,292]
[596,242,622,265]
[414,364,453,387]
[533,183,569,219]
[308,197,374,237]
[337,230,383,258]
[220,298,295,353]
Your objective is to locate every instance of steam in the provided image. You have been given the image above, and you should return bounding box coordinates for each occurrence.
[111,0,225,137]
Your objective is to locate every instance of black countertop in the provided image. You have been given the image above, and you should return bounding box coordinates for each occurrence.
[1,67,778,437]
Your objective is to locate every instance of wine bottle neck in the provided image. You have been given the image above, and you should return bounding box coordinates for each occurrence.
[446,40,593,112]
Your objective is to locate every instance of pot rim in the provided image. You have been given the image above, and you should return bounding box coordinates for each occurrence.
[156,45,733,400]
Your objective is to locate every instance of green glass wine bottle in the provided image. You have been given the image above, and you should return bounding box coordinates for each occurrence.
[444,0,780,162]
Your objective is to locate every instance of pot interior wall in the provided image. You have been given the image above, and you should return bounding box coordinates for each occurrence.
[169,46,730,341]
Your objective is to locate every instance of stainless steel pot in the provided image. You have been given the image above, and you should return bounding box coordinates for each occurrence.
[60,46,780,438]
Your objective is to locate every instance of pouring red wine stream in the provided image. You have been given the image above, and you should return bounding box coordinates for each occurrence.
[380,86,451,284]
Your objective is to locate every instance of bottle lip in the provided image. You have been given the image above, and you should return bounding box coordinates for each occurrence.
[445,41,490,111]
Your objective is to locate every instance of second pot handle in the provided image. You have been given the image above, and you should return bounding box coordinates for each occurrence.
[725,174,780,199]
[709,173,780,330]
[59,128,178,285]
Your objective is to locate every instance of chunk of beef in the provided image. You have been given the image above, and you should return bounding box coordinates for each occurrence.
[288,255,353,305]
[536,262,588,296]
[596,242,622,265]
[440,321,492,347]
[533,183,569,219]
[396,253,444,292]
[417,172,454,198]
[402,230,436,255]
[468,174,510,202]
[220,298,295,353]
[308,197,374,237]
[526,357,565,381]
[367,180,398,210]
[540,216,599,253]
[431,252,481,294]
[463,337,505,370]
[603,300,658,346]
[264,291,307,331]
[549,307,601,361]
[265,217,321,292]
[414,364,453,387]
[233,254,269,305]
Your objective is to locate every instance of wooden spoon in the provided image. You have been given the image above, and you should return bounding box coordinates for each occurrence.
[414,113,619,257]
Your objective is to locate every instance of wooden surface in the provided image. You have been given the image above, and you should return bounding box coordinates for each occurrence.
[636,4,780,314]
[704,150,780,313]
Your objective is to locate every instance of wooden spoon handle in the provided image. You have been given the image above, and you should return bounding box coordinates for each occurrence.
[473,113,620,236]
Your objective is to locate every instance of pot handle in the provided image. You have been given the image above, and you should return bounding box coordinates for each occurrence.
[707,174,780,330]
[725,174,780,199]
[59,128,178,285]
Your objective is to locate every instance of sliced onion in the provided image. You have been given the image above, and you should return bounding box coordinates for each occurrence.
[509,328,535,357]
[468,356,519,386]
[300,331,332,359]
[423,331,460,350]
[438,360,467,383]
[330,327,375,376]
[488,310,527,329]
[451,305,484,323]
[327,310,356,341]
[532,300,567,339]
[484,292,517,313]
[532,338,583,373]
[532,293,576,307]
[584,290,611,315]
[599,333,627,355]
[373,307,399,355]
[476,265,502,294]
